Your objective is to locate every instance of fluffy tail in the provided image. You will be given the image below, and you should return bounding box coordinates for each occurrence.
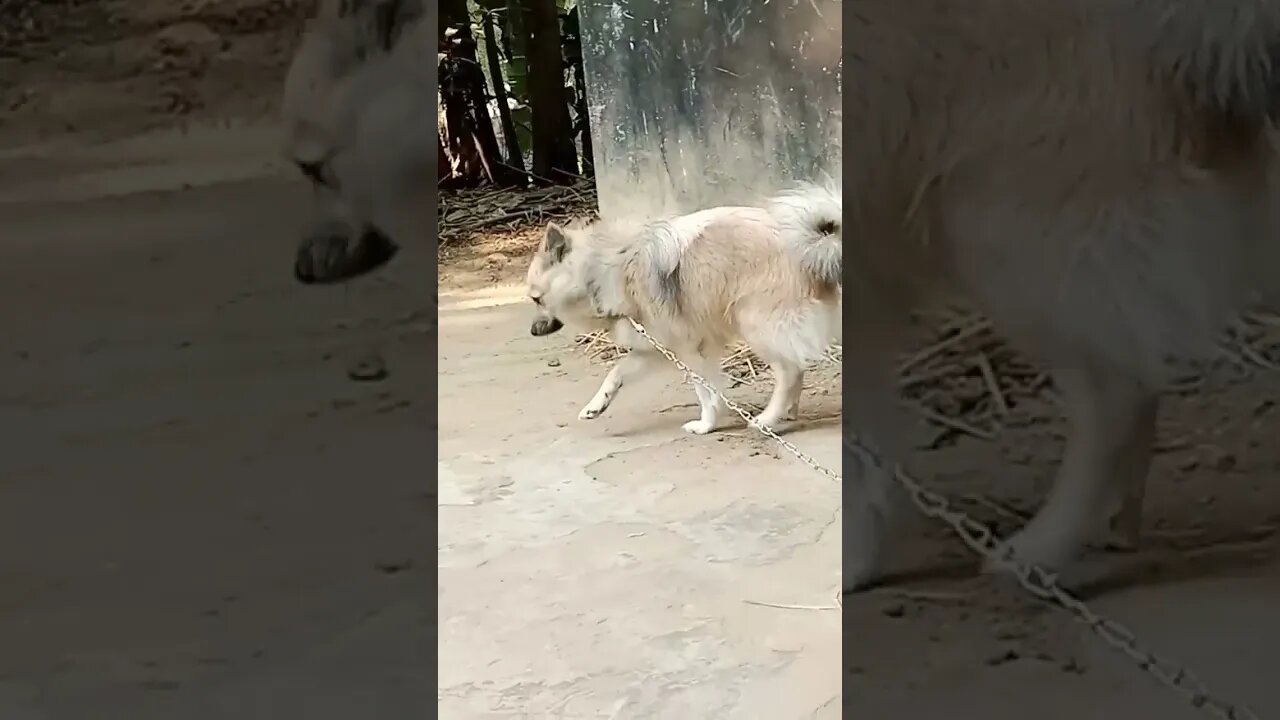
[1121,0,1280,121]
[769,183,842,289]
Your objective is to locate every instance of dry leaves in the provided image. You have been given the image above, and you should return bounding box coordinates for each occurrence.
[438,181,598,245]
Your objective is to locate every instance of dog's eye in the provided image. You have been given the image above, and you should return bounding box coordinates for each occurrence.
[531,296,543,306]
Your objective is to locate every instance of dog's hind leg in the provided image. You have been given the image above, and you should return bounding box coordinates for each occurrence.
[787,369,805,420]
[1095,407,1157,550]
[843,323,912,593]
[987,364,1157,575]
[579,349,659,420]
[682,351,725,435]
[753,361,803,431]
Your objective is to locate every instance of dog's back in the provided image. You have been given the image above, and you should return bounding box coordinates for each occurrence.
[842,0,1280,592]
[846,0,1279,385]
[621,201,840,369]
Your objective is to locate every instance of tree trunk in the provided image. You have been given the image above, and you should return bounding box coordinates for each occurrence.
[520,0,577,182]
[482,9,525,177]
[440,0,469,31]
[562,6,593,177]
[438,0,512,186]
[438,132,450,183]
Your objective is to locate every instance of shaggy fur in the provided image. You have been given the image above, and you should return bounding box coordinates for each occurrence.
[525,187,842,435]
[279,0,432,283]
[844,0,1280,592]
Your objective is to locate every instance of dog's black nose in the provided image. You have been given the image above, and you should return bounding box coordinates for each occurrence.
[295,226,400,285]
[530,317,564,336]
[295,160,329,187]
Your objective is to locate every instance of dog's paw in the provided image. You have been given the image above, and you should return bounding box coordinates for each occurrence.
[1098,517,1141,553]
[578,404,605,421]
[980,530,1073,579]
[842,573,879,594]
[982,552,1104,595]
[682,419,715,435]
[843,557,883,593]
[750,414,787,433]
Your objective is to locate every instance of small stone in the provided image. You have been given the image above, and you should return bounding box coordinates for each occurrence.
[485,252,510,267]
[1214,452,1238,472]
[882,603,906,618]
[375,560,412,575]
[986,649,1020,666]
[153,22,221,56]
[348,353,388,382]
[992,621,1028,641]
[547,358,561,367]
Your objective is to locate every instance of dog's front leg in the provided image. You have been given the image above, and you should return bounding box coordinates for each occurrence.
[579,351,655,420]
[989,365,1157,575]
[681,352,725,435]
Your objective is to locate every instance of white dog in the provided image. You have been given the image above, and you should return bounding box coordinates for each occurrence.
[844,0,1280,591]
[279,0,431,284]
[525,185,842,434]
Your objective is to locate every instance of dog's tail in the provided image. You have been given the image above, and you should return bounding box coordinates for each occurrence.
[1122,0,1280,122]
[769,183,842,289]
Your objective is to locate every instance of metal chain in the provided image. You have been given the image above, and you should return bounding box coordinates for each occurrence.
[625,319,841,483]
[888,467,1259,720]
[625,317,1260,720]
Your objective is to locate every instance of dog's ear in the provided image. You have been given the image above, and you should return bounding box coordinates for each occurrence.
[543,222,570,264]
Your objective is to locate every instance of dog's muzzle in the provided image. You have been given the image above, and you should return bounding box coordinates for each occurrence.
[530,317,564,336]
[296,159,330,188]
[295,225,400,285]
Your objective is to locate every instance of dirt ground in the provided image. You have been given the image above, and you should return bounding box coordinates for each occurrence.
[0,120,434,718]
[0,4,431,718]
[4,2,1280,718]
[438,236,1280,718]
[437,260,844,717]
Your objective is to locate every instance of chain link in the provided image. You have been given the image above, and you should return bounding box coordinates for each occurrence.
[625,317,1260,720]
[625,319,841,483]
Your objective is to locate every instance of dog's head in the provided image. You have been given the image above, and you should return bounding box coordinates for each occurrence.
[525,221,592,337]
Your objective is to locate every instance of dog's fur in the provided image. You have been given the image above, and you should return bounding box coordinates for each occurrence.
[526,185,842,435]
[844,0,1280,591]
[280,0,432,283]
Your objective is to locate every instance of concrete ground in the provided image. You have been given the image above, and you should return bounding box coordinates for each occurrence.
[0,97,1276,720]
[6,2,1280,717]
[0,125,432,719]
[436,204,1280,719]
[436,284,843,718]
